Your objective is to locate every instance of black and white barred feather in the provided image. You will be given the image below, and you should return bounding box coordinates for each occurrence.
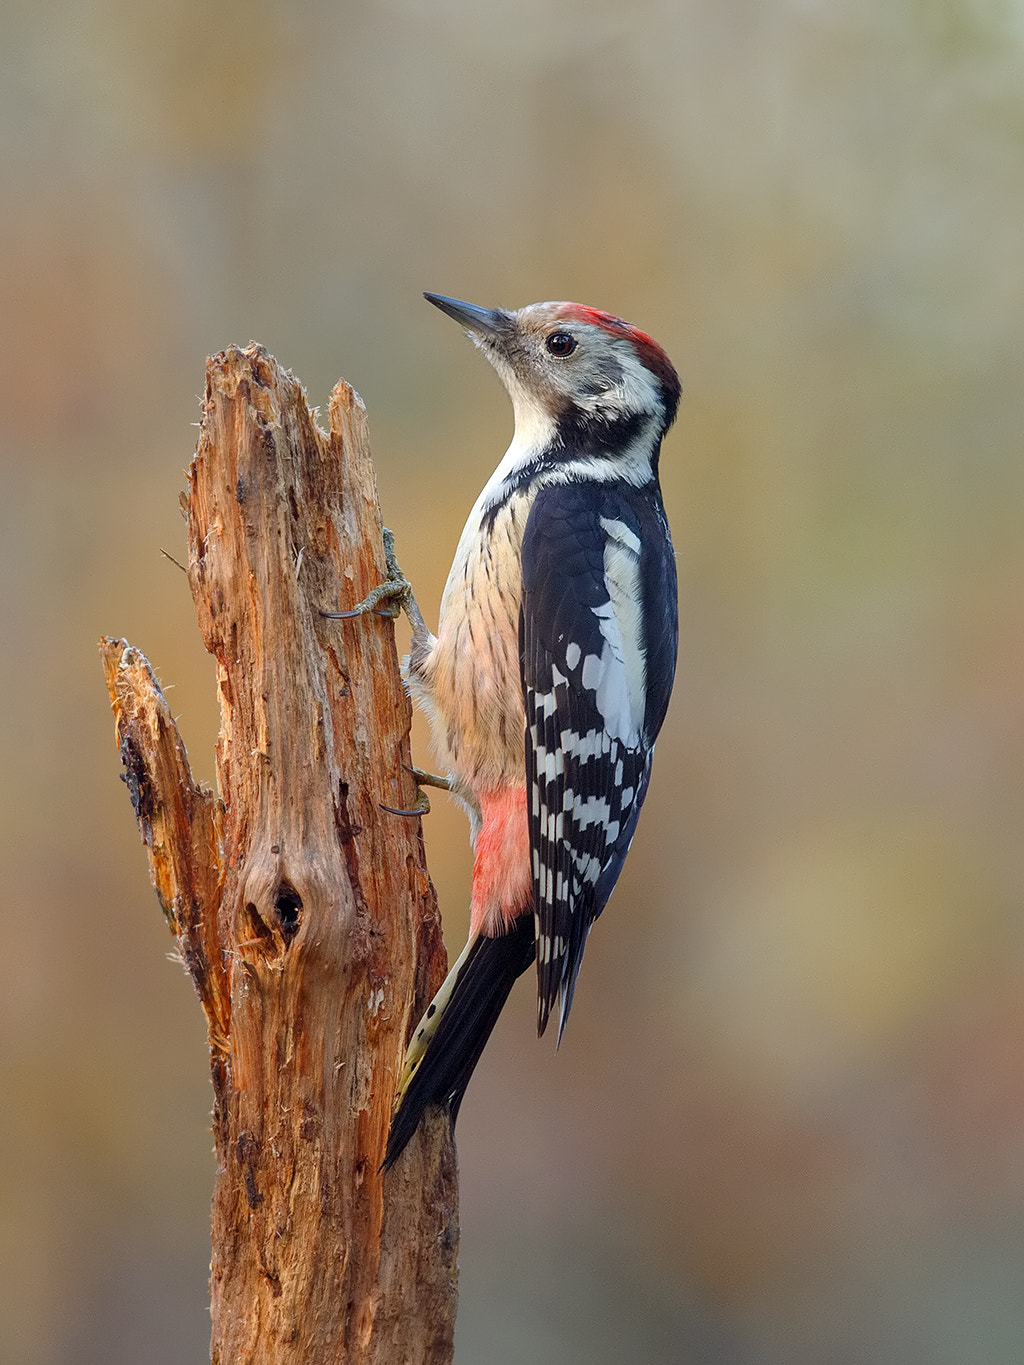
[520,479,677,1039]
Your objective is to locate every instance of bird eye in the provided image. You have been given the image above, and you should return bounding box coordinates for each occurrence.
[545,331,577,357]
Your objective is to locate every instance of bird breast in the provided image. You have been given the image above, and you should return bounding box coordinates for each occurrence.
[425,496,529,793]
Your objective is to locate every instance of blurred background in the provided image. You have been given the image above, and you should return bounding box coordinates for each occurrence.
[2,0,1023,1360]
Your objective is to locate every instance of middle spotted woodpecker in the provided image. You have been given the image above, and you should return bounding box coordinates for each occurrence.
[362,294,680,1168]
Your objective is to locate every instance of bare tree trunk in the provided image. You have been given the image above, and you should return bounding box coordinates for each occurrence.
[100,344,458,1363]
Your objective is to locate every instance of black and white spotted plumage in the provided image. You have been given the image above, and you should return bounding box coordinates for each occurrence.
[380,293,681,1168]
[521,480,677,1038]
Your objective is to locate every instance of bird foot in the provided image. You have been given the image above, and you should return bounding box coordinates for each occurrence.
[324,530,439,815]
[379,767,451,818]
[322,527,415,620]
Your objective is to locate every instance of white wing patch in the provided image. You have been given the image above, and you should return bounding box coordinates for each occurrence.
[577,517,648,745]
[600,516,642,556]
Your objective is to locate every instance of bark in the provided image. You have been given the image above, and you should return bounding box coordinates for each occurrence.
[100,344,457,1363]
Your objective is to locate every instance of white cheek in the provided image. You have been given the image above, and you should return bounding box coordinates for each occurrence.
[618,346,663,412]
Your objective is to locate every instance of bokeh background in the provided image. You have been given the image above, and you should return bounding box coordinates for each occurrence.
[3,1,1023,1361]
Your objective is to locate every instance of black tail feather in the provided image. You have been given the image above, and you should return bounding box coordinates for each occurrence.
[383,915,536,1170]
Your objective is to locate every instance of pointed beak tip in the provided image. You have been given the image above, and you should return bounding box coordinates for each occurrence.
[423,291,467,315]
[423,292,507,340]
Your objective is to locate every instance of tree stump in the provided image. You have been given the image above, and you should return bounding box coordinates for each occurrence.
[100,344,458,1363]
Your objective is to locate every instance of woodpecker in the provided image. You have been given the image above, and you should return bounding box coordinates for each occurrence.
[373,293,680,1168]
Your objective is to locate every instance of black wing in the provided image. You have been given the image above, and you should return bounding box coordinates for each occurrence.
[519,480,677,1040]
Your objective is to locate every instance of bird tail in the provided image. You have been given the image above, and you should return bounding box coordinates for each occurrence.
[383,914,536,1169]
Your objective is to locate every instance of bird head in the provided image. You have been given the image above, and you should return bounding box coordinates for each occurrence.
[424,293,680,454]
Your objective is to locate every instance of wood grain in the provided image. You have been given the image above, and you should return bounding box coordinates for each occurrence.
[101,344,457,1363]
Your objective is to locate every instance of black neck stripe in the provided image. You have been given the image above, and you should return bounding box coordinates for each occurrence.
[479,434,662,533]
[555,407,650,455]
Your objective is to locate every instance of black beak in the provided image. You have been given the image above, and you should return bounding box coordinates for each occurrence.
[424,293,510,341]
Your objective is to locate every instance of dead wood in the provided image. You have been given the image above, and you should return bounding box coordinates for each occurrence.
[100,343,457,1363]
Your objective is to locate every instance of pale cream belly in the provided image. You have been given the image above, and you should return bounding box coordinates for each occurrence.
[403,488,534,820]
[426,596,526,792]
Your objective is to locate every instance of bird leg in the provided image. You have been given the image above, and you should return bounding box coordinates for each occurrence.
[407,765,451,793]
[324,529,442,815]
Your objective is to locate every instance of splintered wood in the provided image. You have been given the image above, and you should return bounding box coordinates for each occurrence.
[100,344,457,1364]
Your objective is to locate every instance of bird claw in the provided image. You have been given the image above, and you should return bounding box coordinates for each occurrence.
[321,527,415,621]
[380,765,452,818]
[381,796,432,817]
[322,529,440,819]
